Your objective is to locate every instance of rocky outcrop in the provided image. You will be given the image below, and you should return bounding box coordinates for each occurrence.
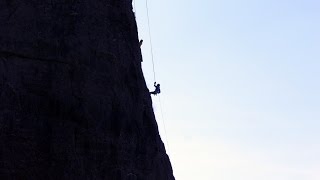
[0,1,174,179]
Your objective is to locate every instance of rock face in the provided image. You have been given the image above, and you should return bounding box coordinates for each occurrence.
[0,1,174,179]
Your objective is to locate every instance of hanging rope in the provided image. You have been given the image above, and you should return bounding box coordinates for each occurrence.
[144,0,171,155]
[158,95,171,155]
[145,0,156,82]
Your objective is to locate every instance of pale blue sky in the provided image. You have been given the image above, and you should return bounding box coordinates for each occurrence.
[134,0,320,179]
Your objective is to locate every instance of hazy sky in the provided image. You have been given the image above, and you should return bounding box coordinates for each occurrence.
[134,0,320,179]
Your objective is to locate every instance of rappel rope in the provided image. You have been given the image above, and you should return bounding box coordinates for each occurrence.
[145,0,170,155]
[158,96,171,155]
[145,0,156,82]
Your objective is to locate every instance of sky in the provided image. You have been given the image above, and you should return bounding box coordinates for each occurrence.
[133,0,320,179]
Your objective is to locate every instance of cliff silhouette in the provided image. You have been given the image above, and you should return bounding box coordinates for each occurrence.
[0,1,174,179]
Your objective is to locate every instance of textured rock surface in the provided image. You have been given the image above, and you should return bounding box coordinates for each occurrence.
[0,1,174,179]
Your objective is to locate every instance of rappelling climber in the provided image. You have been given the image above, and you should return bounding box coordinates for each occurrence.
[139,39,143,47]
[150,82,160,95]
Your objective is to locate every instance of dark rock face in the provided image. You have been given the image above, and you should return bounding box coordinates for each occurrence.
[0,1,174,179]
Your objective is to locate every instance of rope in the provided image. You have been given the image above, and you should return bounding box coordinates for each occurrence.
[145,0,156,82]
[158,95,171,155]
[144,0,170,155]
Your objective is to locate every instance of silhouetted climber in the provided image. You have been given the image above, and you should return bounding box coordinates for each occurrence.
[150,82,160,95]
[139,39,143,47]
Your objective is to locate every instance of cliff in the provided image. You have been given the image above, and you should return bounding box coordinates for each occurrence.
[0,1,174,179]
